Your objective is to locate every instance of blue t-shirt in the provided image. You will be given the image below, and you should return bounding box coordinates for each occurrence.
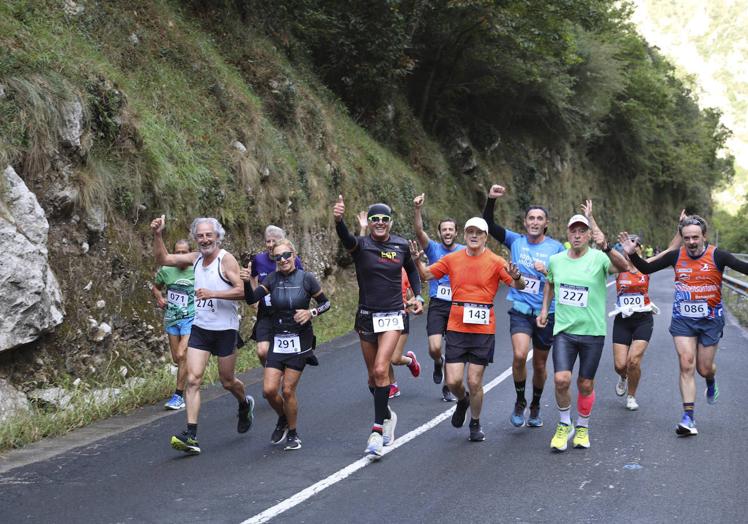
[424,240,465,299]
[251,251,303,309]
[504,229,565,313]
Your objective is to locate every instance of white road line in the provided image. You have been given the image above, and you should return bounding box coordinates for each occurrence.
[240,357,523,524]
[606,280,615,287]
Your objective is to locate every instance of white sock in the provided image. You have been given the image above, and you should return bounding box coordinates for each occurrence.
[558,405,571,425]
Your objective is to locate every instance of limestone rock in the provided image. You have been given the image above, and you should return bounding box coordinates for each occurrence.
[0,166,65,352]
[28,387,73,410]
[0,379,30,422]
[60,98,84,148]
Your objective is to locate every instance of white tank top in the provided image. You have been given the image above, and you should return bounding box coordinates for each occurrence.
[193,249,239,331]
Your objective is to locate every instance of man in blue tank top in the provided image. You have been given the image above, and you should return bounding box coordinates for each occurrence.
[483,184,565,428]
[413,193,465,401]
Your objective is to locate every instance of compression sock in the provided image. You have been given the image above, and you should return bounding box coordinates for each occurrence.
[530,387,543,408]
[706,377,716,392]
[187,423,197,438]
[558,405,571,426]
[683,402,695,420]
[374,386,390,425]
[576,391,596,427]
[514,380,527,407]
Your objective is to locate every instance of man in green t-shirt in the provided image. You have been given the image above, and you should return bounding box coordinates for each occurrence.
[537,202,627,451]
[152,239,195,410]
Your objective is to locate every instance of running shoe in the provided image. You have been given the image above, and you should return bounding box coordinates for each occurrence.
[433,356,444,384]
[284,434,302,451]
[237,395,255,433]
[625,396,639,411]
[164,393,185,410]
[705,383,719,405]
[550,423,575,452]
[572,426,590,449]
[406,351,421,378]
[527,405,543,427]
[442,385,456,402]
[389,383,401,399]
[510,402,526,427]
[451,393,470,428]
[675,413,698,436]
[271,416,289,445]
[615,376,628,397]
[383,409,397,446]
[170,431,200,455]
[468,421,485,442]
[365,431,384,460]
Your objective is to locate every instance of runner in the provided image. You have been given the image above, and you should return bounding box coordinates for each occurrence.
[413,193,464,402]
[482,184,564,427]
[620,214,748,436]
[333,196,423,460]
[249,225,303,366]
[151,215,255,455]
[609,235,659,411]
[241,239,330,451]
[412,217,525,441]
[151,239,195,410]
[537,203,628,451]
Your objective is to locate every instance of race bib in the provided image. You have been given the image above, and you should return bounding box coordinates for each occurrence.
[372,312,404,333]
[436,285,453,301]
[195,298,215,312]
[263,295,272,307]
[520,276,540,295]
[680,301,708,318]
[167,290,188,307]
[558,284,589,308]
[618,293,644,308]
[273,333,302,354]
[463,304,490,325]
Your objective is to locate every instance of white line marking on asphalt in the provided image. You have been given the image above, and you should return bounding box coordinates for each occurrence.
[240,357,524,524]
[606,280,615,287]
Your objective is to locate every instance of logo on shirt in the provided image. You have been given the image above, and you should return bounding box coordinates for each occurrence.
[380,251,398,260]
[701,263,711,271]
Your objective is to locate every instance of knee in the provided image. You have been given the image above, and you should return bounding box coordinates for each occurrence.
[446,375,462,390]
[696,363,712,378]
[219,375,235,390]
[679,355,695,373]
[186,373,202,389]
[372,363,389,382]
[614,362,627,375]
[554,374,571,390]
[627,356,642,370]
[577,379,594,396]
[282,383,297,399]
[467,378,482,393]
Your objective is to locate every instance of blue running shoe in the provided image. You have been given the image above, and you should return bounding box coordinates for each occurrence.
[675,413,698,436]
[164,393,185,410]
[527,405,543,427]
[705,383,719,405]
[510,402,526,427]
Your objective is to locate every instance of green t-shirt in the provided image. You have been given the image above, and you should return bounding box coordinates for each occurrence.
[546,248,611,336]
[154,266,195,327]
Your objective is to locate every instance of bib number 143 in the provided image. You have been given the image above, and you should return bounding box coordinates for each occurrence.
[463,305,490,325]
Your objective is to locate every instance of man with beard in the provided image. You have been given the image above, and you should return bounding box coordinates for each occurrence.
[151,216,255,455]
[413,193,465,402]
[333,196,423,460]
[482,184,564,428]
[620,215,748,436]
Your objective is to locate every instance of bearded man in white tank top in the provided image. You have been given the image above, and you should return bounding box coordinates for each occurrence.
[151,215,255,455]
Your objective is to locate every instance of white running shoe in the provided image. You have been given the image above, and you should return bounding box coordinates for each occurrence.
[615,376,628,397]
[365,431,384,460]
[625,395,639,411]
[382,409,397,446]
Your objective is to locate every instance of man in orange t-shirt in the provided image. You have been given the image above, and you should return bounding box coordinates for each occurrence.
[412,217,525,441]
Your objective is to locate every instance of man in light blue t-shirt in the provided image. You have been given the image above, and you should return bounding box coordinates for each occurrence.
[414,193,465,402]
[483,184,565,428]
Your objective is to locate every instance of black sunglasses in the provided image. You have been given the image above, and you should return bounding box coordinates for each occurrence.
[272,251,294,262]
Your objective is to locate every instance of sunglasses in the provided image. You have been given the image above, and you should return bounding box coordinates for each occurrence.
[272,251,294,262]
[368,215,391,223]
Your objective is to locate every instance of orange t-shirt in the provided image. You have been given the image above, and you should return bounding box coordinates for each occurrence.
[428,249,514,334]
[401,268,411,305]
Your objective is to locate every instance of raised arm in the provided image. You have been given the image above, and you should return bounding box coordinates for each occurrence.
[482,184,507,243]
[150,215,197,267]
[413,193,430,249]
[715,249,748,275]
[333,195,358,251]
[409,240,436,282]
[620,232,678,274]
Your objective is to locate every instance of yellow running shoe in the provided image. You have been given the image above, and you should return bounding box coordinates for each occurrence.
[550,423,574,452]
[573,426,590,449]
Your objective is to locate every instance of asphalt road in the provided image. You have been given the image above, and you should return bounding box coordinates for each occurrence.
[2,271,747,523]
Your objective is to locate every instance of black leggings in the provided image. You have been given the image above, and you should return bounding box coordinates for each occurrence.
[552,332,605,379]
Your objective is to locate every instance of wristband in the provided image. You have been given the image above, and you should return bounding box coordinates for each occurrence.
[310,308,318,318]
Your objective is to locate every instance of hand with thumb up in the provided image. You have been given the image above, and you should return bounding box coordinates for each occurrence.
[333,194,345,223]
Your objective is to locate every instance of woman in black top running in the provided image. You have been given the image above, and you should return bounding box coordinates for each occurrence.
[241,239,330,451]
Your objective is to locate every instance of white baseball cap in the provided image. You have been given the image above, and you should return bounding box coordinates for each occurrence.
[464,217,489,233]
[567,214,590,228]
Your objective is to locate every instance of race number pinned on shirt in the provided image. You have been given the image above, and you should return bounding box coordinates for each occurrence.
[167,290,188,307]
[436,285,453,301]
[618,294,644,308]
[195,298,215,312]
[273,333,301,354]
[559,284,589,308]
[680,301,708,318]
[520,276,540,295]
[463,304,490,325]
[373,311,404,333]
